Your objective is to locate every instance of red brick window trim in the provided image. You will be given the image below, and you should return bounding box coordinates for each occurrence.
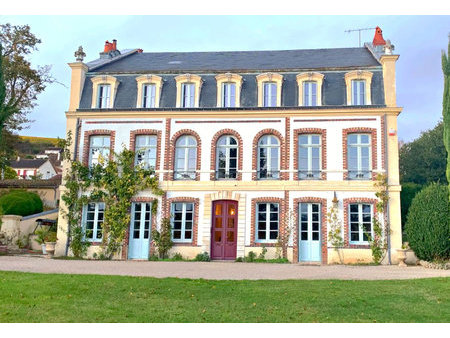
[250,197,285,247]
[210,129,243,181]
[129,129,162,179]
[252,129,286,180]
[166,197,200,246]
[122,197,157,259]
[342,127,377,180]
[169,129,202,181]
[82,129,116,166]
[293,128,327,180]
[343,197,378,248]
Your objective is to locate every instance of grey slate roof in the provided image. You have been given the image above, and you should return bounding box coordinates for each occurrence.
[10,159,48,169]
[78,46,385,109]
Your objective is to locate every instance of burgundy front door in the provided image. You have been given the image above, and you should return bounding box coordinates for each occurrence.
[211,200,238,260]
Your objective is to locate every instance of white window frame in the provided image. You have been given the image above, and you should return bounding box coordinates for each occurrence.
[257,135,280,180]
[216,135,238,180]
[263,82,277,107]
[142,83,156,108]
[298,134,322,180]
[130,202,152,240]
[181,83,195,108]
[222,82,236,108]
[347,133,371,180]
[134,135,157,170]
[255,202,279,243]
[97,84,111,109]
[170,202,194,243]
[88,135,110,167]
[303,81,318,107]
[351,80,366,105]
[82,202,105,242]
[174,135,197,180]
[349,203,373,245]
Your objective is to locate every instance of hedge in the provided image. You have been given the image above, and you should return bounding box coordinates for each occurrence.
[405,183,450,261]
[0,190,43,217]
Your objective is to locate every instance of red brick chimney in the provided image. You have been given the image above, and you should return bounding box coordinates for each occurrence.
[372,26,386,46]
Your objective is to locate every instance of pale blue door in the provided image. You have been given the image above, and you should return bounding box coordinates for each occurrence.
[128,202,151,259]
[299,203,321,262]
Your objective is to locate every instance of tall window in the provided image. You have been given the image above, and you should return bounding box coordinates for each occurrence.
[135,135,157,170]
[171,202,194,242]
[349,204,372,244]
[181,83,195,108]
[351,80,366,105]
[89,135,110,167]
[174,135,197,180]
[82,202,105,241]
[263,82,277,107]
[256,203,279,242]
[222,82,236,107]
[298,135,321,179]
[216,135,238,179]
[257,135,280,179]
[97,84,111,108]
[142,84,156,108]
[303,81,317,107]
[347,134,371,180]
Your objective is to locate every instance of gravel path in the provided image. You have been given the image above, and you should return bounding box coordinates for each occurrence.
[1,255,449,280]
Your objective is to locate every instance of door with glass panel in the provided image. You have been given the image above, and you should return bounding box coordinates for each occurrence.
[211,200,238,260]
[128,202,152,259]
[298,203,321,262]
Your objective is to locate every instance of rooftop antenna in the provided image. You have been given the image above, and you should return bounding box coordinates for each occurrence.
[345,27,377,47]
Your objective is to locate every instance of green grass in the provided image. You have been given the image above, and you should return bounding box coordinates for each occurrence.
[0,271,448,322]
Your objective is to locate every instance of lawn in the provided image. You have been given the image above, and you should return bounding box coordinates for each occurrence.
[0,271,448,322]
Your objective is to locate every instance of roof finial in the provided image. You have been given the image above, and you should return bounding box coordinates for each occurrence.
[74,46,86,62]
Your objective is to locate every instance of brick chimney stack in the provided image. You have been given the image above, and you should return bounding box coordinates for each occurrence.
[100,39,120,59]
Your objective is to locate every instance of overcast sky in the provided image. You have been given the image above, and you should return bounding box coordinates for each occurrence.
[0,15,449,142]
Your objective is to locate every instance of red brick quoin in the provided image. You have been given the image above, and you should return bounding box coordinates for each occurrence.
[210,129,243,181]
[293,128,327,180]
[129,129,162,179]
[82,129,116,166]
[292,197,328,264]
[342,127,377,180]
[342,197,378,248]
[164,197,200,246]
[251,128,286,180]
[168,129,202,181]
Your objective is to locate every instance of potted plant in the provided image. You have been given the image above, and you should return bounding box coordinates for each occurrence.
[35,228,49,254]
[397,242,410,267]
[44,231,57,256]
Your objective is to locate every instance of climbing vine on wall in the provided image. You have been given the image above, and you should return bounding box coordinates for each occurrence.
[327,197,344,264]
[59,132,163,258]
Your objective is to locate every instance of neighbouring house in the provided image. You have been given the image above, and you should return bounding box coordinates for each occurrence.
[55,27,402,264]
[36,147,63,176]
[10,158,57,180]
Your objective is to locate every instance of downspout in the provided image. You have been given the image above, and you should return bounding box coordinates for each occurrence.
[384,114,392,265]
[65,118,81,256]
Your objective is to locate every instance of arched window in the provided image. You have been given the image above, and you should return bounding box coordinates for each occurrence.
[257,135,280,179]
[216,135,238,179]
[174,135,197,180]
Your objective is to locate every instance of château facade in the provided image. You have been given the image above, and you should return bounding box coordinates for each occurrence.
[55,27,402,264]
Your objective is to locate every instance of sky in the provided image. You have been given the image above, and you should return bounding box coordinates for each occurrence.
[0,14,449,143]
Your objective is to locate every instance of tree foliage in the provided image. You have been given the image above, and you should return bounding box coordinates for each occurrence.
[151,217,173,259]
[405,183,450,261]
[442,37,450,199]
[399,121,447,185]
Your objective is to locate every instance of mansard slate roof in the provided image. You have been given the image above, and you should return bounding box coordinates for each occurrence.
[78,46,385,110]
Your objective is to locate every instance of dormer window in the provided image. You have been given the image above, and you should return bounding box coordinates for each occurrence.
[136,75,163,108]
[345,71,373,106]
[256,73,283,107]
[296,72,324,107]
[175,74,202,108]
[215,73,243,108]
[181,83,195,108]
[263,82,277,107]
[91,75,119,109]
[97,84,111,108]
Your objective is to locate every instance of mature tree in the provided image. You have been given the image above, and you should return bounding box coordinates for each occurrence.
[442,37,450,199]
[399,121,447,185]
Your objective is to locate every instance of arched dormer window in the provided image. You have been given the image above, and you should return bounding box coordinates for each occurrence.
[136,75,163,108]
[175,74,203,108]
[256,73,283,107]
[296,72,324,107]
[91,75,119,109]
[344,70,373,105]
[215,73,243,107]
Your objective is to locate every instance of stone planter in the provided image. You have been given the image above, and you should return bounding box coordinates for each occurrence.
[397,249,408,267]
[44,242,56,256]
[41,243,47,255]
